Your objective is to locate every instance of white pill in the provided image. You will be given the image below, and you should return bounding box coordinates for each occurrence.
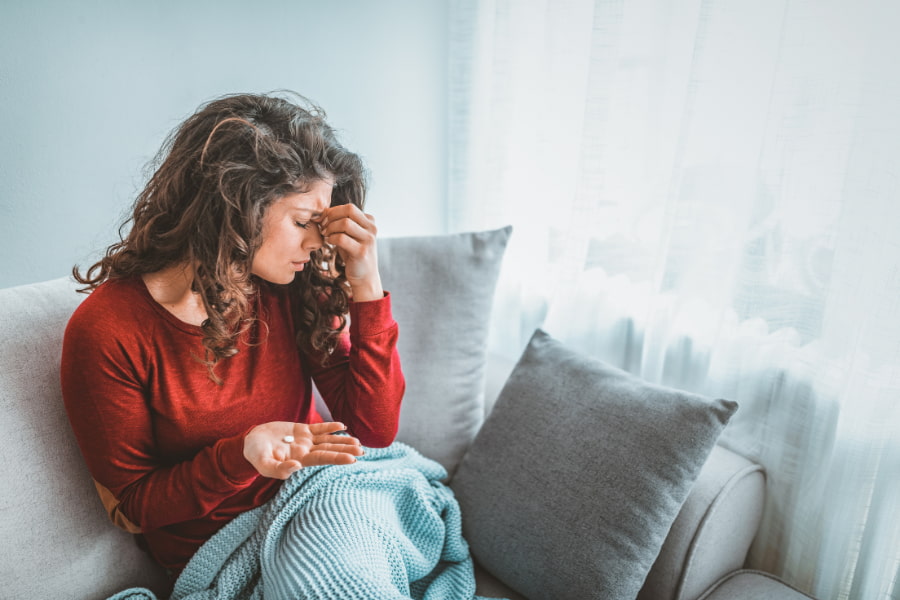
[283,435,295,443]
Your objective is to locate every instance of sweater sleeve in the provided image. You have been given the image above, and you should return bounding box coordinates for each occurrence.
[308,292,405,448]
[60,304,260,532]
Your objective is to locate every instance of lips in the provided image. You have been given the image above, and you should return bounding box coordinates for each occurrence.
[292,260,309,271]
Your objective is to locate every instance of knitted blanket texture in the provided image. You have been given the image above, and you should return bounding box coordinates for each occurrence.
[108,443,498,600]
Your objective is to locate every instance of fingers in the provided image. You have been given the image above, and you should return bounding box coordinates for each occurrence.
[322,231,365,258]
[288,422,362,449]
[311,442,365,456]
[289,421,364,461]
[302,450,360,467]
[321,222,375,258]
[319,204,376,234]
[318,206,377,253]
[321,209,376,237]
[269,445,361,479]
[322,216,375,242]
[312,433,361,446]
[306,422,348,435]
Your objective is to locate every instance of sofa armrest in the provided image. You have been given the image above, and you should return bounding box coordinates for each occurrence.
[638,444,766,600]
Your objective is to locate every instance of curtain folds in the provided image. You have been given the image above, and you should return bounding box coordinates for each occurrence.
[448,1,900,598]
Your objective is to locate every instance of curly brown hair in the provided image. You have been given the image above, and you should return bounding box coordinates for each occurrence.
[74,92,367,382]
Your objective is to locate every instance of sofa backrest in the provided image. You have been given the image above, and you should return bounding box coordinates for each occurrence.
[0,277,170,599]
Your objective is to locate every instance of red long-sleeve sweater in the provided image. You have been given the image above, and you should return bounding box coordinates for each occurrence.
[60,277,404,572]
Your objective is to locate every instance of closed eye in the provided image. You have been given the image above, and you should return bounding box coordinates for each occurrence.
[295,221,311,229]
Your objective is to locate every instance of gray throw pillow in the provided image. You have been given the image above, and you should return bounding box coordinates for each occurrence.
[378,226,512,475]
[451,329,738,600]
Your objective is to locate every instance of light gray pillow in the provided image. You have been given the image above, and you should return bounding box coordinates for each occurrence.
[378,226,512,475]
[0,278,171,598]
[451,329,738,600]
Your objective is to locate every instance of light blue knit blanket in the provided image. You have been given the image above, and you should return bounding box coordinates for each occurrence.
[109,442,500,600]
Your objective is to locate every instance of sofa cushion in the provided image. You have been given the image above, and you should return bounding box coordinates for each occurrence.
[377,226,511,475]
[0,278,170,598]
[451,329,738,600]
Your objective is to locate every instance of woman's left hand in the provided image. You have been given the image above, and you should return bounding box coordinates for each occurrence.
[318,204,384,302]
[243,421,365,480]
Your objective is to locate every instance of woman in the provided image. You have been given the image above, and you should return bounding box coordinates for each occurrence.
[61,92,405,578]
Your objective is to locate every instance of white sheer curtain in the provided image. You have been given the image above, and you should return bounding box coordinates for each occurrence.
[448,1,900,598]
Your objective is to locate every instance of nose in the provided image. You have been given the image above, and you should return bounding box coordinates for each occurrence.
[301,222,325,251]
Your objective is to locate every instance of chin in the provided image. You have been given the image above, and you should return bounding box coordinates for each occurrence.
[254,271,297,286]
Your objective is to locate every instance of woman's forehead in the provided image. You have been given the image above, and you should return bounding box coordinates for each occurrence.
[275,180,334,214]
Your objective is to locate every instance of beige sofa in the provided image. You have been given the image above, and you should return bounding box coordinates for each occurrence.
[0,230,816,599]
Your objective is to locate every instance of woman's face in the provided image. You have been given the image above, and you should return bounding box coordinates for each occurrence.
[251,179,333,284]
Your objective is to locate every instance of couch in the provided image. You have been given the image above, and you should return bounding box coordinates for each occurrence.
[0,227,817,599]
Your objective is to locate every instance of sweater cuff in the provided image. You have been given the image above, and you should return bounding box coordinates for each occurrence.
[349,291,397,337]
[215,430,260,485]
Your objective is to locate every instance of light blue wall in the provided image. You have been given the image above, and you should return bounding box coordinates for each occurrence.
[0,0,448,288]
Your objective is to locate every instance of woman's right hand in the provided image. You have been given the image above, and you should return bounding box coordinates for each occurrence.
[243,421,364,479]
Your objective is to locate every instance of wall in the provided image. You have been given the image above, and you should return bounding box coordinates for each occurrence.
[0,0,448,288]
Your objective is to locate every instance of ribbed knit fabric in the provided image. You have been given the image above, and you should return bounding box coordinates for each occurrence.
[107,443,500,600]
